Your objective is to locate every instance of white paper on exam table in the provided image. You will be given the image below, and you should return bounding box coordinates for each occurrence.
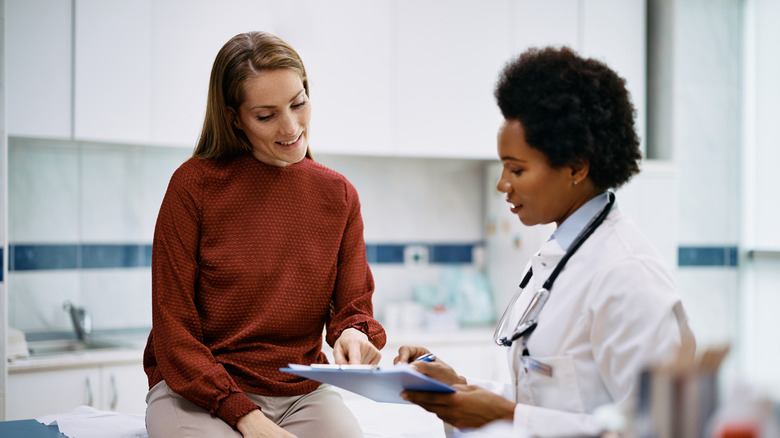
[280,363,455,404]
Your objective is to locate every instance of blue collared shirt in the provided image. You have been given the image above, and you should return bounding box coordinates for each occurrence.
[552,192,611,251]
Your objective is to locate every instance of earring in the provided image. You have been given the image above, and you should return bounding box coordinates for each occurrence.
[573,180,578,186]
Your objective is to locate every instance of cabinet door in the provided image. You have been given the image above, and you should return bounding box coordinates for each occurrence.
[6,367,101,420]
[580,0,646,152]
[513,0,579,51]
[6,0,73,138]
[149,0,276,148]
[100,363,148,415]
[395,0,512,159]
[276,0,395,156]
[73,0,153,144]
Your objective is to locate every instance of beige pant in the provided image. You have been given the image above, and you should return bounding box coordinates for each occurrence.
[145,381,363,438]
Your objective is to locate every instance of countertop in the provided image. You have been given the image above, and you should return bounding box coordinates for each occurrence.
[8,326,497,373]
[7,328,149,373]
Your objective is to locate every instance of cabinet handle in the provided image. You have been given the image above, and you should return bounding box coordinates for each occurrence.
[110,374,118,410]
[86,376,94,407]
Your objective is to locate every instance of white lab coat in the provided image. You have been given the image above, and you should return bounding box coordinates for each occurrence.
[468,205,695,437]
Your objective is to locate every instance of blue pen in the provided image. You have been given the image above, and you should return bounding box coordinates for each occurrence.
[414,353,436,362]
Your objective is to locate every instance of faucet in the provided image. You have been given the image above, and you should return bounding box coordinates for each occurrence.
[63,301,92,341]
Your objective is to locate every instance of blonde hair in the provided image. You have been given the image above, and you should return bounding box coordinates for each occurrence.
[193,31,312,160]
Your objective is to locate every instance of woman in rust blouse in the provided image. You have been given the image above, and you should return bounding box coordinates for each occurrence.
[143,31,386,438]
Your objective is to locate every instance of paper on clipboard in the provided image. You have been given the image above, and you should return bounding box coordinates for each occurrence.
[280,363,455,404]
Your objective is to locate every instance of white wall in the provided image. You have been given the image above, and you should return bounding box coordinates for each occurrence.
[740,0,780,395]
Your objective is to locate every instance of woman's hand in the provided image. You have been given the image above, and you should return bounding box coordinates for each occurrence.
[236,410,297,438]
[333,327,381,365]
[394,345,466,387]
[401,384,516,430]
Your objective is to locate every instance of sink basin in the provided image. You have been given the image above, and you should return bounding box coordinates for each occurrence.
[26,338,132,356]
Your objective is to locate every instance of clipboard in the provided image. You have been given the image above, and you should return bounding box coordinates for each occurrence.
[280,364,455,404]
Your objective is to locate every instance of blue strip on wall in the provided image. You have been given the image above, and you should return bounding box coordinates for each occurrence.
[8,243,737,270]
[366,243,475,264]
[678,246,738,267]
[430,244,474,264]
[82,244,148,269]
[9,244,153,271]
[12,244,79,270]
[369,244,406,264]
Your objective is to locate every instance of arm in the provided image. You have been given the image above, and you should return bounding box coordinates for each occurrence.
[506,258,690,437]
[326,182,386,362]
[150,167,258,427]
[589,257,692,405]
[395,346,512,430]
[236,411,296,438]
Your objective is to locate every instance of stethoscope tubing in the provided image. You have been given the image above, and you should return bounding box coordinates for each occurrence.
[493,192,616,347]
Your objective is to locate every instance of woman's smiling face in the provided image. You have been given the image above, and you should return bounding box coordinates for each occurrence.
[496,119,585,227]
[231,68,311,166]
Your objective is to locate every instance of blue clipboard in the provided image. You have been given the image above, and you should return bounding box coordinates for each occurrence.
[280,364,455,404]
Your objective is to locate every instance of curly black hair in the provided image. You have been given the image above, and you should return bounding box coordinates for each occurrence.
[494,46,641,190]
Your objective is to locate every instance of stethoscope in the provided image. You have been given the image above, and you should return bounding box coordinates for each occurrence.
[493,192,616,350]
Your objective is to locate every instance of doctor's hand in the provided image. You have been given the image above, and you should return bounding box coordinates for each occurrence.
[394,345,466,387]
[236,409,297,438]
[401,384,516,430]
[333,328,381,365]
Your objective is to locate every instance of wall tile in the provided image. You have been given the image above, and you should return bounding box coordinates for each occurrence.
[140,146,190,239]
[80,269,151,329]
[80,142,145,242]
[7,271,80,332]
[675,268,739,347]
[673,1,742,244]
[8,138,79,242]
[317,154,485,243]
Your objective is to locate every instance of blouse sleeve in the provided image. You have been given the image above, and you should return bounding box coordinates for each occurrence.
[324,180,387,349]
[149,166,258,427]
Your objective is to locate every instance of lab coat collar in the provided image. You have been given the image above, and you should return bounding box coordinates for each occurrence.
[552,192,611,251]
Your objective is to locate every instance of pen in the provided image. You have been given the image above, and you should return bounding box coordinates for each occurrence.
[414,353,436,362]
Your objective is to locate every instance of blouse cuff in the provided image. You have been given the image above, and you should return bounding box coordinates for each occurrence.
[213,391,260,428]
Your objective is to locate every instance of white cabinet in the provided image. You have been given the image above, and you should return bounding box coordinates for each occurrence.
[8,366,101,420]
[6,361,147,420]
[394,0,511,159]
[6,0,646,157]
[148,0,276,149]
[73,0,153,145]
[283,1,395,156]
[148,0,395,155]
[99,363,149,415]
[6,0,73,139]
[580,0,647,152]
[513,0,579,50]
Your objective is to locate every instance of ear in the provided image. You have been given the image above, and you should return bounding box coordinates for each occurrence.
[569,160,590,185]
[227,107,242,130]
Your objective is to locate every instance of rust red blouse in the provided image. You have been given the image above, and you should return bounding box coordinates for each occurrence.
[143,155,385,427]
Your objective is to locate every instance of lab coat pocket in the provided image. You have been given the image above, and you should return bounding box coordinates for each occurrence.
[520,355,585,413]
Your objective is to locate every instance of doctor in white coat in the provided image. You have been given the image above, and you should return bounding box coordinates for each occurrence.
[395,46,695,437]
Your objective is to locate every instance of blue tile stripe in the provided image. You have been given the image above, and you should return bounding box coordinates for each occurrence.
[678,246,738,267]
[6,243,739,270]
[365,243,478,264]
[7,242,480,271]
[10,244,152,271]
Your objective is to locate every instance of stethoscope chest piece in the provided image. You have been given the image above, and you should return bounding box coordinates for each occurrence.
[492,192,616,349]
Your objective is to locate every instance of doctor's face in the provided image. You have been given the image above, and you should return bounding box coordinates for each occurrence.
[231,68,311,167]
[496,119,581,227]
